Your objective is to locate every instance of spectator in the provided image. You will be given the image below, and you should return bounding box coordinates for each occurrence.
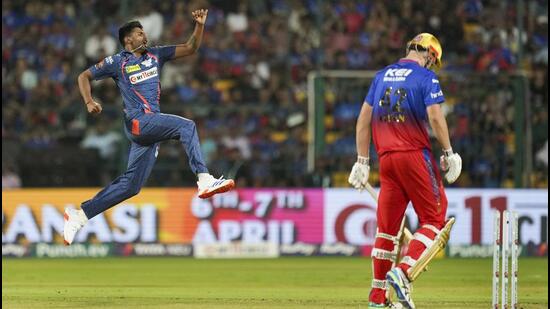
[133,2,164,43]
[226,2,248,33]
[221,126,252,160]
[80,119,121,160]
[85,26,118,62]
[536,141,548,167]
[2,166,22,189]
[15,58,38,90]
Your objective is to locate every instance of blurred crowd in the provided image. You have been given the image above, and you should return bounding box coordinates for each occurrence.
[2,0,548,189]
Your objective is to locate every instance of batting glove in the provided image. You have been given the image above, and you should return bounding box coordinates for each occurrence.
[440,149,462,184]
[348,156,370,190]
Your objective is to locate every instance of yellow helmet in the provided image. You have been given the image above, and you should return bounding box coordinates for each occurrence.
[406,33,442,70]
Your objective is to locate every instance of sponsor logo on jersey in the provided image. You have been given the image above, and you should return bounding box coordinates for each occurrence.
[129,67,158,84]
[125,64,141,73]
[383,69,413,82]
[430,90,443,99]
[432,79,439,83]
[105,56,113,64]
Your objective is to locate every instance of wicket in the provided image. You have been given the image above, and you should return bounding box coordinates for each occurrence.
[492,210,519,309]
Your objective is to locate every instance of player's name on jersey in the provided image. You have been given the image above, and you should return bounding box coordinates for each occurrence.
[380,113,406,123]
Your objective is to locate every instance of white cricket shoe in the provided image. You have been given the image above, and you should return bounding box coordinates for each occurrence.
[197,175,235,199]
[63,208,88,245]
[386,267,415,309]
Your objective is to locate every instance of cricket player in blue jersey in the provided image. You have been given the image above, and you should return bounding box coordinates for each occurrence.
[348,33,462,308]
[64,9,234,245]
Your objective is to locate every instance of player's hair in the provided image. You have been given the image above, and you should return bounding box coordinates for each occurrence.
[406,44,433,68]
[406,43,428,55]
[118,21,143,46]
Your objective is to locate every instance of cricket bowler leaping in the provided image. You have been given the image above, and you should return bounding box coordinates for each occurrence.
[348,33,462,309]
[64,9,235,245]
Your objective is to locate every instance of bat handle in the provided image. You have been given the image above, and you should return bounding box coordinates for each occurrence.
[365,182,379,202]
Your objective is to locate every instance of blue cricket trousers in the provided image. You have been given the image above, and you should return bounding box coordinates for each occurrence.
[81,112,208,219]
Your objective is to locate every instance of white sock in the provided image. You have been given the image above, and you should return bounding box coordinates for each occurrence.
[77,209,88,222]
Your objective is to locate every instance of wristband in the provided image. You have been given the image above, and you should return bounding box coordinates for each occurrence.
[357,156,370,165]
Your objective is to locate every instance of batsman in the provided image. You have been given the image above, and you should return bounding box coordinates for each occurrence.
[348,33,462,309]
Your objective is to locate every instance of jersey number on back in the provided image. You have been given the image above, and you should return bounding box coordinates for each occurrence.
[379,87,407,123]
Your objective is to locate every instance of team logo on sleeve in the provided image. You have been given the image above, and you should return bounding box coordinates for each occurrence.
[129,67,158,84]
[95,59,104,69]
[430,90,444,99]
[95,56,113,70]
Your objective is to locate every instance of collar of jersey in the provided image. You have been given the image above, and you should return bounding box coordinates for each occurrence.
[121,48,150,57]
[398,58,420,65]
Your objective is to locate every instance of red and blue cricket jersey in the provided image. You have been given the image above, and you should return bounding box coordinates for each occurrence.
[365,59,445,156]
[365,60,449,306]
[89,46,176,119]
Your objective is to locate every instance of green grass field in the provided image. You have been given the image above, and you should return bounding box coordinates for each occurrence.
[2,257,548,308]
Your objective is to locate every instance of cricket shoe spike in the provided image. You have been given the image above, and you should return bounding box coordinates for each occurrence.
[197,175,235,199]
[368,302,404,309]
[386,268,416,309]
[63,208,88,245]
